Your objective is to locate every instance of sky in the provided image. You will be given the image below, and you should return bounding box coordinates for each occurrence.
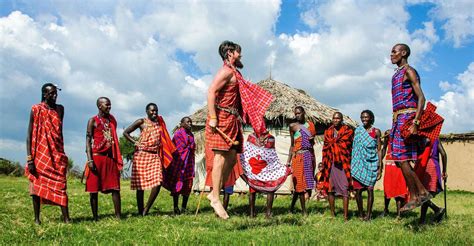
[1,0,473,166]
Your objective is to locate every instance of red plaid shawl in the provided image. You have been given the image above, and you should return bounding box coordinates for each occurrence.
[319,125,354,191]
[25,103,68,206]
[401,102,444,142]
[230,64,273,136]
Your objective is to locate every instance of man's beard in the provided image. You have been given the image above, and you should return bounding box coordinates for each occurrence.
[234,59,244,69]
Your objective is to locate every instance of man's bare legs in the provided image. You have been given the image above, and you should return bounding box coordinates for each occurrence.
[32,195,41,224]
[207,149,236,219]
[143,186,160,215]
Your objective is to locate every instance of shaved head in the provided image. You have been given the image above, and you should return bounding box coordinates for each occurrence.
[96,97,110,107]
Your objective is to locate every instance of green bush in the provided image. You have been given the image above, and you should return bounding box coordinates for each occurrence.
[0,157,24,176]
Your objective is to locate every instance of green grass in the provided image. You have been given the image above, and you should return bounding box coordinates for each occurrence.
[0,176,473,245]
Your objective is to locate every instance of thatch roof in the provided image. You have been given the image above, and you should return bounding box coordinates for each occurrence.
[440,132,474,142]
[190,78,357,128]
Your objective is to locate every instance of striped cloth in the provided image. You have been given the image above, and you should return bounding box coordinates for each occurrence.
[291,122,316,192]
[163,127,195,195]
[25,103,68,207]
[131,118,163,190]
[351,126,380,187]
[319,124,354,192]
[389,66,419,161]
[157,116,176,168]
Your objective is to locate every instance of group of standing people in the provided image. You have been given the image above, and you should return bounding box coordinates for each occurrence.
[25,41,446,225]
[25,89,196,223]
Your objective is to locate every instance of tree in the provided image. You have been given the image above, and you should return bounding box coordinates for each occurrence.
[119,135,136,179]
[0,157,24,176]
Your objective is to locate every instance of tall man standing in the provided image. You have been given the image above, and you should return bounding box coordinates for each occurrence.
[206,40,272,219]
[388,43,431,211]
[26,83,70,224]
[85,97,123,220]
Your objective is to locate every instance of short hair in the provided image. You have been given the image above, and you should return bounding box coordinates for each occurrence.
[96,96,110,107]
[41,83,56,101]
[333,111,343,118]
[146,103,158,111]
[396,43,411,58]
[180,116,191,123]
[294,106,306,113]
[218,40,241,60]
[361,109,375,125]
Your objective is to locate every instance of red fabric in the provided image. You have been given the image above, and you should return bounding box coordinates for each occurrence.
[319,125,354,192]
[92,115,123,171]
[414,141,432,178]
[131,118,163,190]
[383,163,408,199]
[249,156,267,175]
[401,102,444,142]
[419,159,439,192]
[235,67,273,136]
[383,144,408,199]
[157,116,176,168]
[86,154,121,193]
[205,147,244,188]
[25,103,68,207]
[205,75,243,152]
[353,178,373,190]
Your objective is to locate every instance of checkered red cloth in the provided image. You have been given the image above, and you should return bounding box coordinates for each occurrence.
[236,69,273,136]
[401,102,444,142]
[131,118,163,190]
[205,67,243,152]
[319,125,354,192]
[25,103,68,206]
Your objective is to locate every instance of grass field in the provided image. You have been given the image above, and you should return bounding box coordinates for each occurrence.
[0,176,473,245]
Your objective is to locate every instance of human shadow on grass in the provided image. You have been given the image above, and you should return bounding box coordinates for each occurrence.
[71,211,134,224]
[403,213,446,233]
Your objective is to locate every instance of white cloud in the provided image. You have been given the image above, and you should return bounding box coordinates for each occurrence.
[0,2,281,164]
[430,0,474,47]
[433,62,474,133]
[269,0,439,131]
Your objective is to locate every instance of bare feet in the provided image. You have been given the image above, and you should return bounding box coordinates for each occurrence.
[207,194,229,219]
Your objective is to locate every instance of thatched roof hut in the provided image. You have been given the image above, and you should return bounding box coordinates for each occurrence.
[190,78,357,134]
[189,78,358,194]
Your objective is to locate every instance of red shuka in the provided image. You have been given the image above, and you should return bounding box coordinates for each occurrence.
[319,124,354,192]
[25,103,68,206]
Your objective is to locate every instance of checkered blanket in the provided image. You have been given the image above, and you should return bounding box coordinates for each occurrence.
[25,103,68,206]
[351,126,379,187]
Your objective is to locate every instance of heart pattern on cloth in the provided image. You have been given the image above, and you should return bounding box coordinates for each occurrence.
[249,155,267,175]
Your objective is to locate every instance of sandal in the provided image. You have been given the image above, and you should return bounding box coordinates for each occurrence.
[434,208,446,223]
[419,193,433,204]
[400,199,421,212]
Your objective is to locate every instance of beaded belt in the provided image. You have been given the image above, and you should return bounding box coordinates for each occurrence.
[216,105,239,116]
[294,149,311,154]
[392,108,416,122]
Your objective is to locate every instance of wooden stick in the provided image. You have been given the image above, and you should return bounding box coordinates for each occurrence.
[195,178,207,217]
[444,179,448,219]
[215,127,239,146]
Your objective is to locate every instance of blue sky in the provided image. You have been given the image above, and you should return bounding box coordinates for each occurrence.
[1,0,473,165]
